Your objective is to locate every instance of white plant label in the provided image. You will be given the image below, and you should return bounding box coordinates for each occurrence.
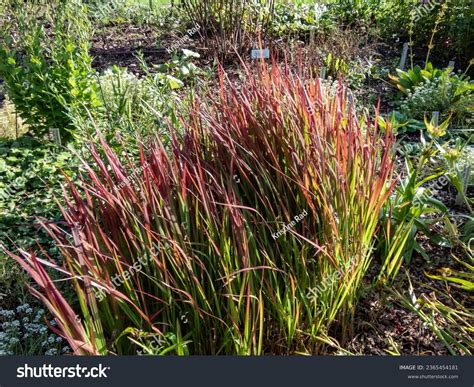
[251,48,269,59]
[320,67,326,80]
[399,43,409,70]
[49,128,61,146]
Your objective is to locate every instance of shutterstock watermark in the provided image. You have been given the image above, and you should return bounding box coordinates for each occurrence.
[306,259,353,302]
[137,335,164,356]
[95,254,151,301]
[413,0,444,22]
[17,364,110,379]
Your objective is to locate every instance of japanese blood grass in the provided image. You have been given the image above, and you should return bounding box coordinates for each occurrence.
[7,61,396,355]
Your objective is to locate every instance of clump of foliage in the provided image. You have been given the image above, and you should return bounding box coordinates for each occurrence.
[0,0,100,141]
[377,126,473,284]
[0,136,79,257]
[266,2,334,39]
[72,49,204,153]
[390,63,474,129]
[328,0,473,64]
[7,61,396,355]
[87,0,181,27]
[0,304,69,355]
[400,72,473,126]
[327,0,417,39]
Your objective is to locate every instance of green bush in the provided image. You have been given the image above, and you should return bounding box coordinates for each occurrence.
[399,71,474,127]
[267,2,335,39]
[0,1,100,142]
[0,136,80,257]
[70,49,203,156]
[87,0,180,26]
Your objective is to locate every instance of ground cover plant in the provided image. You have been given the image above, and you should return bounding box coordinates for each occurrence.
[0,0,473,356]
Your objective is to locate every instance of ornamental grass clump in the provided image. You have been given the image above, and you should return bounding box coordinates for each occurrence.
[7,60,396,355]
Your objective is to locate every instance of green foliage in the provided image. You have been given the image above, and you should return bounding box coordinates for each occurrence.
[0,251,31,309]
[327,0,473,63]
[377,140,450,284]
[0,305,69,355]
[435,137,473,213]
[327,0,417,38]
[389,63,444,95]
[377,112,425,135]
[0,1,100,141]
[400,71,474,126]
[390,63,474,128]
[87,0,179,26]
[76,49,203,151]
[378,131,473,284]
[463,218,474,243]
[267,2,334,38]
[0,136,79,257]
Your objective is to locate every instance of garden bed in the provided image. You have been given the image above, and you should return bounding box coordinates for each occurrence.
[0,0,472,357]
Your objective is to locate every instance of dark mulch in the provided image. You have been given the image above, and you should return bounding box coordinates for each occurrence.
[90,23,213,73]
[90,24,170,73]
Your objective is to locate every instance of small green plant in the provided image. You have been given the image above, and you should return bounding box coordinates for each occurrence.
[435,136,473,213]
[377,127,458,284]
[82,49,203,151]
[397,238,474,356]
[378,117,473,285]
[0,136,80,258]
[267,2,334,39]
[389,63,443,96]
[0,304,69,355]
[399,71,474,126]
[0,0,100,141]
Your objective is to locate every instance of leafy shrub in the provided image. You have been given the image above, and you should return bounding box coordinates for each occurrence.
[0,136,81,355]
[399,72,474,126]
[0,304,69,355]
[377,132,472,284]
[0,1,100,141]
[377,145,450,284]
[327,0,416,38]
[390,63,444,96]
[267,2,334,39]
[0,136,80,257]
[325,0,473,65]
[0,251,31,310]
[391,63,474,128]
[77,49,203,151]
[9,61,396,355]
